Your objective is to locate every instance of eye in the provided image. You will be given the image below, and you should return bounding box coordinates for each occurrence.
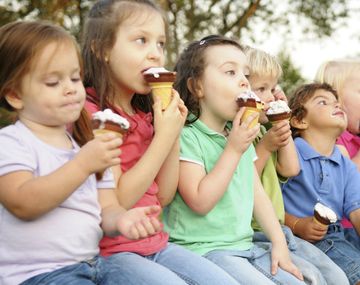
[71,77,81,83]
[256,87,265,93]
[225,70,235,75]
[318,100,327,105]
[271,88,276,94]
[157,41,165,49]
[135,37,146,45]
[45,81,59,87]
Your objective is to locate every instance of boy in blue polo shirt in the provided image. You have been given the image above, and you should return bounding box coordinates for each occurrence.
[282,82,360,285]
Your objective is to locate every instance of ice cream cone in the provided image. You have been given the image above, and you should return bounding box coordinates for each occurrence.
[143,67,176,110]
[242,107,261,128]
[93,128,124,138]
[149,82,173,110]
[313,202,337,226]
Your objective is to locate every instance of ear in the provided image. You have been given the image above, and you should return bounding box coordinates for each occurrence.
[290,116,308,130]
[5,90,24,110]
[187,78,204,99]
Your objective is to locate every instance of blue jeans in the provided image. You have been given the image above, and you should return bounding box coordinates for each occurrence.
[344,227,360,251]
[315,223,360,285]
[204,243,306,285]
[22,243,239,285]
[105,243,239,285]
[253,226,349,285]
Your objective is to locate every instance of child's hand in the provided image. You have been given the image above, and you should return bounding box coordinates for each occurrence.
[227,108,260,154]
[153,90,188,141]
[75,133,122,175]
[262,120,292,152]
[293,216,328,242]
[116,205,162,239]
[271,243,304,281]
[273,86,288,103]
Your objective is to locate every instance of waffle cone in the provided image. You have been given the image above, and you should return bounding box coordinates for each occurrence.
[241,107,261,128]
[149,82,173,110]
[93,129,124,138]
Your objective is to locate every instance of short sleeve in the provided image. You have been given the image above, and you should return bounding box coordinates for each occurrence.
[180,127,204,167]
[0,127,36,175]
[96,168,115,189]
[343,159,360,218]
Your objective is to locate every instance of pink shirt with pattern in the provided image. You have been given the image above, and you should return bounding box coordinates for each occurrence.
[85,88,168,256]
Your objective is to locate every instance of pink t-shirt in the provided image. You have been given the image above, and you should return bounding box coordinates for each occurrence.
[337,130,360,228]
[85,89,168,256]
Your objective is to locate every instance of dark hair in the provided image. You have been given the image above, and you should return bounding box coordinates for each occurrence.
[174,35,244,124]
[82,0,166,113]
[289,82,338,138]
[0,20,92,148]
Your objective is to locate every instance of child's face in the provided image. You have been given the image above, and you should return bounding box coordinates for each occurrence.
[198,45,250,123]
[340,74,360,134]
[302,89,347,135]
[14,42,85,128]
[248,74,278,124]
[107,10,166,97]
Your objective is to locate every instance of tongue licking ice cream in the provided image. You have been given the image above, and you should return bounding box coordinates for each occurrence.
[236,90,264,128]
[313,202,337,226]
[92,108,130,138]
[143,67,176,110]
[266,100,291,124]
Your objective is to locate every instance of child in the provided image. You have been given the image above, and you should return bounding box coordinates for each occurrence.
[0,20,162,285]
[82,1,240,284]
[164,34,305,284]
[315,60,360,170]
[315,60,360,249]
[245,46,349,285]
[283,82,360,285]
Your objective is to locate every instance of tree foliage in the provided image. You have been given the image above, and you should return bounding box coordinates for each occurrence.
[0,0,350,126]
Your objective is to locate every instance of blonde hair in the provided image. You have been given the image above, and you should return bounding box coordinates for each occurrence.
[243,45,283,80]
[315,59,360,102]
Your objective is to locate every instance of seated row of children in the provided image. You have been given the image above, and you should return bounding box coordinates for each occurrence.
[0,0,359,284]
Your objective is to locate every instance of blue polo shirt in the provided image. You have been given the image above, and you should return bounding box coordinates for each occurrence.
[281,137,360,221]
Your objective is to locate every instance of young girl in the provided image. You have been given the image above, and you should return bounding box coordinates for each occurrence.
[82,1,240,284]
[315,60,360,250]
[0,21,163,285]
[164,35,305,284]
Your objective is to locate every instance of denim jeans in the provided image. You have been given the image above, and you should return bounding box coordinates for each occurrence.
[21,243,239,285]
[344,227,360,251]
[314,223,360,285]
[253,225,349,285]
[204,242,306,285]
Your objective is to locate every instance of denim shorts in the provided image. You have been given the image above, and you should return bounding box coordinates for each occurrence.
[314,223,360,285]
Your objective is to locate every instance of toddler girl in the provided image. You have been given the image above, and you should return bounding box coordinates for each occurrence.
[0,20,161,285]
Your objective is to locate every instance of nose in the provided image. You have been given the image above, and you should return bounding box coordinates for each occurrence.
[265,90,275,103]
[64,79,77,96]
[239,75,249,89]
[147,42,163,63]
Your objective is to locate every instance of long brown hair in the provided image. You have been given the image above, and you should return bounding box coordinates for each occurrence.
[82,0,167,113]
[174,35,244,125]
[0,20,92,147]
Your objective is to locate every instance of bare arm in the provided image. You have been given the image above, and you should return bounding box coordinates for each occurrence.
[0,135,121,220]
[276,136,299,178]
[98,189,162,239]
[115,92,186,209]
[178,110,259,215]
[156,139,180,207]
[253,170,303,280]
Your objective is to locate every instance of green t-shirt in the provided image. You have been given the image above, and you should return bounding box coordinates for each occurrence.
[164,118,256,255]
[251,125,285,231]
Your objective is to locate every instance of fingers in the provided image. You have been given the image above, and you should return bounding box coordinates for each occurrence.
[143,205,161,216]
[286,264,304,281]
[271,258,279,276]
